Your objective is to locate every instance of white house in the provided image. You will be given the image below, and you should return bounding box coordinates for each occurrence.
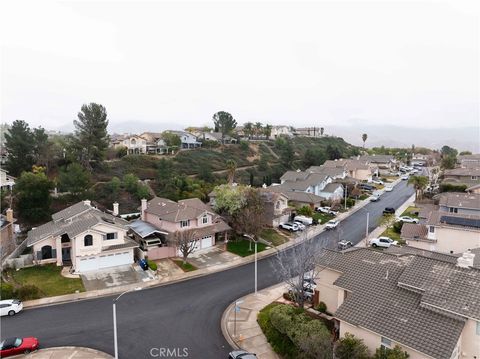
[0,169,15,190]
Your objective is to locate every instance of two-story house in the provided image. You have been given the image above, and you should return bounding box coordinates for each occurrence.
[131,197,230,260]
[316,247,480,359]
[322,159,374,181]
[258,190,291,227]
[118,134,148,154]
[0,169,16,190]
[401,192,480,253]
[270,126,293,139]
[457,154,480,168]
[443,167,480,187]
[163,131,202,149]
[26,200,137,273]
[358,155,397,175]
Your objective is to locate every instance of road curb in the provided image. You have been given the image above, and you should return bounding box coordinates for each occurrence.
[24,346,112,358]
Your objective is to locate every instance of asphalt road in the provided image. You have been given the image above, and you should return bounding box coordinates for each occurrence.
[1,180,414,359]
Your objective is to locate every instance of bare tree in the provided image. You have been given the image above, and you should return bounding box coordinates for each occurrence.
[169,229,198,265]
[233,188,264,251]
[274,234,324,308]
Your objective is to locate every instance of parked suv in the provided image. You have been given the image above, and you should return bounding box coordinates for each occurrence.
[279,222,299,232]
[229,350,258,359]
[369,237,398,248]
[383,207,395,215]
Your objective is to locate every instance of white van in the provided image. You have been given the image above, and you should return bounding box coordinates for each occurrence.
[294,215,313,226]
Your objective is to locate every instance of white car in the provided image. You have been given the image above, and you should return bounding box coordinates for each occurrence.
[371,179,384,185]
[370,193,381,202]
[315,206,331,214]
[0,299,23,316]
[293,221,306,231]
[279,222,299,232]
[294,215,313,226]
[325,220,339,230]
[369,237,398,248]
[401,174,409,180]
[397,216,419,224]
[384,185,393,192]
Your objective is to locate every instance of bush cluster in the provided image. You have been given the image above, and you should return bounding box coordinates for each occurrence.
[1,282,42,301]
[147,260,158,271]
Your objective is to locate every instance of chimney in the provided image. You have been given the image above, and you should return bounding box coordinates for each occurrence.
[141,198,148,220]
[6,208,13,223]
[457,249,475,268]
[113,202,119,216]
[83,200,91,207]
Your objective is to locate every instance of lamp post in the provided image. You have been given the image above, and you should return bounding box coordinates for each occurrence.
[244,234,257,294]
[113,287,142,359]
[365,212,370,247]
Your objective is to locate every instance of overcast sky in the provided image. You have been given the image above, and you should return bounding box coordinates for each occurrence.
[1,0,478,133]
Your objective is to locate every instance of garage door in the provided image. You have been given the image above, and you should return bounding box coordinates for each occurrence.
[77,251,132,272]
[200,236,213,249]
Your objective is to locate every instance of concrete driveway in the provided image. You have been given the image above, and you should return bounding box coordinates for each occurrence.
[188,245,240,269]
[155,259,184,280]
[81,265,151,291]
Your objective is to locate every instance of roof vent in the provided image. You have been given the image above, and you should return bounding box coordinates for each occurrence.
[457,249,475,268]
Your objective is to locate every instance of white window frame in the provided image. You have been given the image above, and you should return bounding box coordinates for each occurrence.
[381,336,392,350]
[180,220,190,228]
[202,215,208,224]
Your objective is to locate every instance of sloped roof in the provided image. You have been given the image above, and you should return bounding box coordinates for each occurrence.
[400,223,428,239]
[280,170,309,182]
[438,192,480,210]
[52,201,91,221]
[444,167,480,177]
[145,197,216,222]
[317,248,474,359]
[385,245,459,264]
[128,219,168,238]
[322,183,343,193]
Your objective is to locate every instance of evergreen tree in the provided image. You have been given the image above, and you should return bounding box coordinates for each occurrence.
[4,120,35,176]
[212,111,237,144]
[15,170,53,222]
[58,163,91,196]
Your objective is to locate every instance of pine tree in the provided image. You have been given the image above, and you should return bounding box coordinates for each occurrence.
[4,120,35,176]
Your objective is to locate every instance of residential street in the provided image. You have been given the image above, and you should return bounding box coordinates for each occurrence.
[1,181,414,359]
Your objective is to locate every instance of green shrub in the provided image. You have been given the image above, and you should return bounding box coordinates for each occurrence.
[239,140,249,151]
[335,333,370,359]
[0,282,15,299]
[283,292,293,301]
[393,221,404,234]
[316,301,327,313]
[147,260,157,271]
[346,198,356,207]
[269,304,296,334]
[439,183,467,193]
[297,205,313,217]
[16,284,42,301]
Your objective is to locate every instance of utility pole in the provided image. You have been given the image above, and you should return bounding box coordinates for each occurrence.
[365,212,370,247]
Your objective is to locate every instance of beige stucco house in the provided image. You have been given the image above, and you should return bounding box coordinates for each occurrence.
[27,201,137,273]
[0,169,15,190]
[322,159,374,181]
[316,248,480,359]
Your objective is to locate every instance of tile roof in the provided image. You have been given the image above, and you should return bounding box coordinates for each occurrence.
[51,201,91,221]
[317,248,478,359]
[102,238,139,252]
[427,210,480,230]
[267,185,325,204]
[438,192,480,210]
[280,170,309,182]
[385,245,458,264]
[400,223,428,240]
[359,155,395,163]
[322,183,343,193]
[145,197,218,222]
[444,167,480,177]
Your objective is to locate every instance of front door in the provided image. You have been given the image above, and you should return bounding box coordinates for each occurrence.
[62,247,71,261]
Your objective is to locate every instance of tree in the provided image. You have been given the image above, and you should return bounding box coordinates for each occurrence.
[274,238,323,308]
[106,176,122,198]
[373,345,410,359]
[32,127,51,169]
[226,159,237,184]
[116,146,128,158]
[15,170,53,222]
[198,164,214,182]
[320,127,324,136]
[303,148,327,167]
[440,145,458,158]
[169,228,198,264]
[335,333,370,359]
[212,111,237,144]
[73,103,110,167]
[441,156,456,169]
[4,120,35,176]
[459,151,472,155]
[362,133,368,148]
[243,122,253,139]
[326,144,342,160]
[263,124,272,140]
[58,163,91,196]
[123,173,140,193]
[254,122,263,139]
[275,137,295,169]
[162,132,181,147]
[231,188,264,250]
[407,175,429,201]
[378,214,396,232]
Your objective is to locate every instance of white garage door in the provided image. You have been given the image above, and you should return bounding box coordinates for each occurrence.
[77,251,132,272]
[200,236,213,249]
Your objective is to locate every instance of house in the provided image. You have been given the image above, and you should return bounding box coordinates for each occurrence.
[118,134,148,154]
[293,127,323,137]
[200,131,236,144]
[318,183,344,201]
[401,193,480,253]
[466,183,480,194]
[358,155,397,175]
[164,131,202,149]
[443,167,480,187]
[134,197,230,259]
[321,159,374,181]
[457,154,480,168]
[26,200,137,273]
[0,209,16,261]
[316,247,480,359]
[266,184,325,209]
[270,126,293,139]
[0,169,15,190]
[259,190,291,227]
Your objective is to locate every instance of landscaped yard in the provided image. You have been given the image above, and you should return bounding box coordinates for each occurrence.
[401,206,420,218]
[381,227,403,242]
[227,239,268,257]
[6,264,85,299]
[173,260,198,272]
[312,212,334,224]
[259,228,289,246]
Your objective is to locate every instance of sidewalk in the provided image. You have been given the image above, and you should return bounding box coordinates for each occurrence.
[15,347,112,358]
[221,283,287,359]
[22,179,403,309]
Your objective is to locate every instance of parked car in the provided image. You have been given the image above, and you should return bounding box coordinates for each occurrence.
[138,258,148,270]
[0,337,39,357]
[370,194,380,202]
[371,178,384,185]
[289,286,315,301]
[325,220,339,230]
[303,277,317,288]
[383,207,395,215]
[359,183,375,191]
[0,300,23,317]
[315,206,331,214]
[294,215,313,226]
[397,216,419,224]
[293,221,306,231]
[384,185,393,192]
[337,240,353,250]
[229,350,258,359]
[279,222,299,232]
[401,174,409,180]
[369,237,398,248]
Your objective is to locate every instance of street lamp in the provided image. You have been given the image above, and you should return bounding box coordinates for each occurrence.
[244,234,258,295]
[113,287,142,359]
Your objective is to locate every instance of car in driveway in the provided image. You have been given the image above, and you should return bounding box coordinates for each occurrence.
[229,350,258,359]
[401,174,409,180]
[369,237,398,248]
[289,286,315,301]
[325,220,339,230]
[359,183,375,191]
[294,215,313,226]
[397,216,419,224]
[337,240,353,250]
[293,221,306,231]
[371,178,384,185]
[315,206,338,216]
[0,337,39,357]
[383,207,395,215]
[0,299,23,317]
[279,222,299,232]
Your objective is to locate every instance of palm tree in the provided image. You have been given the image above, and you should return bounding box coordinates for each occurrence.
[226,159,237,184]
[254,122,263,139]
[362,133,368,148]
[408,175,429,202]
[263,124,272,140]
[243,122,253,140]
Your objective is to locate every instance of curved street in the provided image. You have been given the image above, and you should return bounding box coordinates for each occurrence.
[1,181,414,359]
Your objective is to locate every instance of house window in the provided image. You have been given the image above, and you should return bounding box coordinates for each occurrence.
[449,207,458,213]
[381,337,392,349]
[472,176,478,180]
[180,220,190,228]
[84,235,93,246]
[202,215,208,224]
[105,232,117,240]
[429,226,435,233]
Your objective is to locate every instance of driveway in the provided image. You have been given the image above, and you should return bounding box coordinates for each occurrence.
[188,245,240,269]
[81,265,152,291]
[155,259,184,280]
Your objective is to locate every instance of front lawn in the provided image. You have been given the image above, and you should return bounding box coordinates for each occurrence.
[381,227,402,242]
[173,260,198,272]
[358,194,369,201]
[401,206,420,218]
[6,264,85,299]
[227,239,267,257]
[312,212,334,224]
[259,228,289,246]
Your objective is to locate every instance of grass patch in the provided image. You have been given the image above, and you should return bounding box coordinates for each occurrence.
[358,194,369,200]
[8,264,85,298]
[227,239,268,257]
[312,212,334,224]
[381,227,402,241]
[401,206,420,218]
[259,228,289,246]
[172,260,198,272]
